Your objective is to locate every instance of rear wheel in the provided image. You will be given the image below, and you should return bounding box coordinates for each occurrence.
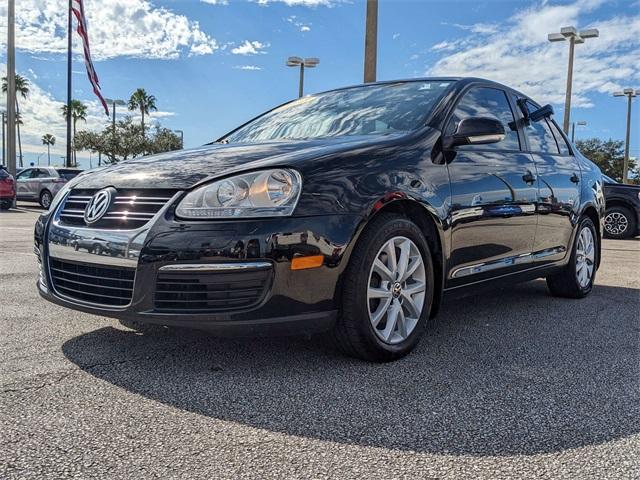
[604,205,636,239]
[333,213,435,362]
[39,190,53,210]
[547,216,598,298]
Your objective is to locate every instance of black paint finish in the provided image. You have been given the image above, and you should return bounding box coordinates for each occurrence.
[36,77,605,334]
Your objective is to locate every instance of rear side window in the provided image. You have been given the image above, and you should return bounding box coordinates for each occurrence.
[32,169,52,178]
[525,118,560,154]
[446,87,520,151]
[548,120,571,155]
[57,169,81,180]
[0,169,8,178]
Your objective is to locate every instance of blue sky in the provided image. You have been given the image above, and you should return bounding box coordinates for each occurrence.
[0,0,638,168]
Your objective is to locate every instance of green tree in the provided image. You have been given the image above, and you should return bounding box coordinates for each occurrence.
[42,134,55,166]
[2,73,30,168]
[575,138,637,182]
[61,99,88,166]
[75,116,181,164]
[127,88,157,138]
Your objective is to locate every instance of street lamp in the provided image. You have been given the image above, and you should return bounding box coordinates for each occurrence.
[548,26,599,134]
[613,88,639,184]
[571,120,587,142]
[286,56,319,98]
[174,130,184,149]
[1,110,5,165]
[104,98,126,133]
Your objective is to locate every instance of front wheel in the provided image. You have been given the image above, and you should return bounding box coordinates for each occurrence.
[604,206,636,239]
[333,213,435,362]
[547,216,598,298]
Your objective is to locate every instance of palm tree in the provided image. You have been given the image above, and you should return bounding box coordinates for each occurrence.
[128,88,157,137]
[2,74,30,168]
[61,100,88,166]
[42,134,56,166]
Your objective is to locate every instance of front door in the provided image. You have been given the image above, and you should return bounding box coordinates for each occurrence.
[445,86,538,287]
[15,168,35,199]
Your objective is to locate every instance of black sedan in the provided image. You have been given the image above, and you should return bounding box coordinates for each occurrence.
[35,78,605,361]
[602,175,640,239]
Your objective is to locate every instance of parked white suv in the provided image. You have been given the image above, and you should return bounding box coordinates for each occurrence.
[16,167,82,209]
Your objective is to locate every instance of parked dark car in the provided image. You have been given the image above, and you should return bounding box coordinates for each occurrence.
[602,175,640,239]
[0,166,16,210]
[35,78,605,361]
[16,166,82,209]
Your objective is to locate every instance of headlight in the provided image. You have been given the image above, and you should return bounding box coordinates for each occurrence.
[176,169,302,219]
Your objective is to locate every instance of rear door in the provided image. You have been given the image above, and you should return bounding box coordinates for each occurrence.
[521,102,581,263]
[446,86,538,286]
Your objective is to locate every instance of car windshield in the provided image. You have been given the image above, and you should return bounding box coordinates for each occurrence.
[223,81,453,143]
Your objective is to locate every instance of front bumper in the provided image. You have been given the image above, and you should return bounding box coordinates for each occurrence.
[35,193,362,335]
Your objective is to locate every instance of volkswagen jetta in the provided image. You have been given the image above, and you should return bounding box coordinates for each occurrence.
[35,78,605,361]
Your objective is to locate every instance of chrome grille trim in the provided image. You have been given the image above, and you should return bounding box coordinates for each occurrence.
[58,188,177,230]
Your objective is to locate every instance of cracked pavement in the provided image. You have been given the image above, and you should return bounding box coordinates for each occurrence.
[1,205,639,479]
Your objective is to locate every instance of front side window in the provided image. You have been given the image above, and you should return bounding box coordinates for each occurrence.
[224,81,452,143]
[526,118,560,154]
[446,87,520,151]
[16,169,32,180]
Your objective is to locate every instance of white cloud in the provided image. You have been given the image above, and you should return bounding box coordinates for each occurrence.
[201,0,229,4]
[254,0,340,6]
[0,67,174,160]
[231,40,269,55]
[443,22,499,35]
[429,0,640,108]
[0,0,219,60]
[233,65,263,71]
[286,15,312,32]
[392,33,401,40]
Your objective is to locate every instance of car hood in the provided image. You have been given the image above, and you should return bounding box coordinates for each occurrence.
[72,134,406,190]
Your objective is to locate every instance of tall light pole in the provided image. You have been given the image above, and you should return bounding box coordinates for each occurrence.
[548,26,599,134]
[363,0,378,83]
[6,0,17,182]
[174,130,184,149]
[613,88,638,184]
[571,120,587,142]
[104,98,125,162]
[286,57,319,98]
[1,111,5,165]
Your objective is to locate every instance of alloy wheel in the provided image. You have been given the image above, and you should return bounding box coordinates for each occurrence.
[575,226,595,288]
[367,236,426,344]
[41,192,52,209]
[604,212,628,236]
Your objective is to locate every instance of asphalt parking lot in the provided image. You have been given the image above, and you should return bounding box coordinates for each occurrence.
[1,204,639,479]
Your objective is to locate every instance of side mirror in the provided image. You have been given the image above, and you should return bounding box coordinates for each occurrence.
[529,104,554,122]
[444,117,505,148]
[445,117,506,149]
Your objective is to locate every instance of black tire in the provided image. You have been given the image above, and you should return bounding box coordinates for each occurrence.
[39,190,53,210]
[546,216,598,299]
[94,244,103,255]
[0,200,10,210]
[604,205,636,240]
[333,213,435,362]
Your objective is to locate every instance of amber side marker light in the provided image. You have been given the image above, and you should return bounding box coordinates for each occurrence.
[291,255,324,270]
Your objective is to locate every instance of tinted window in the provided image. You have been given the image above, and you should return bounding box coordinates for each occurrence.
[32,169,51,178]
[446,87,520,151]
[548,120,571,155]
[0,168,8,178]
[16,169,32,180]
[57,169,81,180]
[526,118,560,154]
[225,81,452,143]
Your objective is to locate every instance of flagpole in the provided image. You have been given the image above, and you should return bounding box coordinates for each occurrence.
[66,0,73,168]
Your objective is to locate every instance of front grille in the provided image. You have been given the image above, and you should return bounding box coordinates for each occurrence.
[49,258,135,306]
[154,269,271,313]
[59,189,176,229]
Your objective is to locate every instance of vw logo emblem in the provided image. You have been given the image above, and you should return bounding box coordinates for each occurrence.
[84,187,115,224]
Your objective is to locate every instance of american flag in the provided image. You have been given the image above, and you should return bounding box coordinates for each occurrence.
[71,0,109,116]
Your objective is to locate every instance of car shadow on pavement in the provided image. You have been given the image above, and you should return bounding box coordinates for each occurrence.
[61,280,640,456]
